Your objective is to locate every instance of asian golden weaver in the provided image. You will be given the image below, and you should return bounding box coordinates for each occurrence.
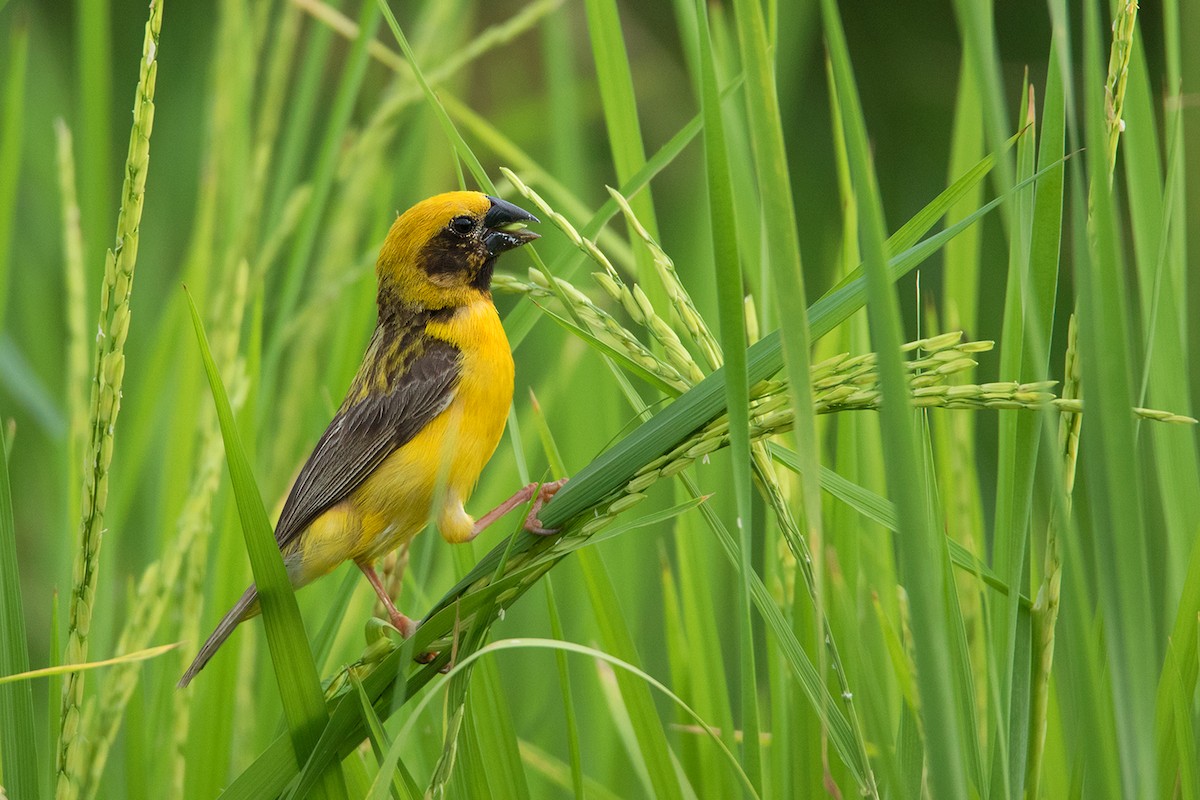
[180,192,563,687]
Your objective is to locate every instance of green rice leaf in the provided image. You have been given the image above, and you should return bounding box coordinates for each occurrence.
[0,15,28,333]
[1074,1,1156,790]
[693,1,761,787]
[0,421,39,799]
[352,673,420,800]
[185,288,346,799]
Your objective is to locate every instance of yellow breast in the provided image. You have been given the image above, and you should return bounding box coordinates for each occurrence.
[424,297,515,504]
[350,297,514,555]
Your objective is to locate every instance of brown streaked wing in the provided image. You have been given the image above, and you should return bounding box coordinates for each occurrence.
[273,338,462,551]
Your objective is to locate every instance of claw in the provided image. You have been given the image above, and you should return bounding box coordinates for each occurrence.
[524,477,569,535]
[387,611,417,639]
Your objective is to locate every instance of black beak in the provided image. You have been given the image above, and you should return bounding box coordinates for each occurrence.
[483,195,540,256]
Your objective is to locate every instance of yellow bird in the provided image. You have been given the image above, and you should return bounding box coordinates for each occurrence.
[180,191,563,687]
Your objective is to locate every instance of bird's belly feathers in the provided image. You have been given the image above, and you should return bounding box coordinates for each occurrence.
[348,299,514,558]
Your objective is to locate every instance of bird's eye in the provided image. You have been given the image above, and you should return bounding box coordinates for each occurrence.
[449,216,475,236]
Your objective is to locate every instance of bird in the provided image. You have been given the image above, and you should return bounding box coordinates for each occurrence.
[179,191,564,687]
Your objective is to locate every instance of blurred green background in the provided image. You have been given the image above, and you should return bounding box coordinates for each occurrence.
[2,0,1199,797]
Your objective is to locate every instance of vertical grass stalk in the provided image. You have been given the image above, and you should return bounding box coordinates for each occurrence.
[694,1,761,788]
[1026,315,1081,798]
[0,13,29,333]
[56,4,163,797]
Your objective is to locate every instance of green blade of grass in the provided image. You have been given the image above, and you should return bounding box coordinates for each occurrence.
[731,1,867,791]
[1075,1,1155,792]
[543,580,585,800]
[583,0,665,314]
[185,288,346,800]
[263,2,331,232]
[820,1,971,797]
[694,1,761,788]
[578,548,686,800]
[0,421,39,799]
[1016,39,1068,798]
[949,0,1016,227]
[678,469,869,786]
[0,13,28,334]
[1156,528,1200,795]
[352,673,419,800]
[397,638,759,799]
[460,637,531,799]
[988,81,1038,800]
[660,537,738,796]
[1121,0,1200,602]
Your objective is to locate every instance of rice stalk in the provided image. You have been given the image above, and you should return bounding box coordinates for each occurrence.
[606,187,722,371]
[81,13,260,795]
[317,304,1192,788]
[328,323,1191,663]
[56,3,163,797]
[517,268,691,393]
[1103,0,1138,177]
[1025,314,1082,797]
[500,170,700,385]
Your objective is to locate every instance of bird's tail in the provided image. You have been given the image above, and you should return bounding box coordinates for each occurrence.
[178,585,258,688]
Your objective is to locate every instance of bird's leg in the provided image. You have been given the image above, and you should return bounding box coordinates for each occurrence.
[357,561,417,638]
[465,482,539,540]
[466,479,571,539]
[524,478,569,535]
[374,544,409,615]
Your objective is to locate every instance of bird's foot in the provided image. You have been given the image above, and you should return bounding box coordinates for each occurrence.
[387,610,418,639]
[524,477,569,535]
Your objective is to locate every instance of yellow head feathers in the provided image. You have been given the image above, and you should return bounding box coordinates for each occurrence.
[376,191,539,310]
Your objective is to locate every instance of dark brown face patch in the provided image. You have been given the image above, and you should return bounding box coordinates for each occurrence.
[420,228,488,288]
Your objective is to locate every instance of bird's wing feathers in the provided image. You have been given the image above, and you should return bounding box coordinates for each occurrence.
[273,337,462,551]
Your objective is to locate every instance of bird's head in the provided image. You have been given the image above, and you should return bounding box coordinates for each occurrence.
[376,191,540,310]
